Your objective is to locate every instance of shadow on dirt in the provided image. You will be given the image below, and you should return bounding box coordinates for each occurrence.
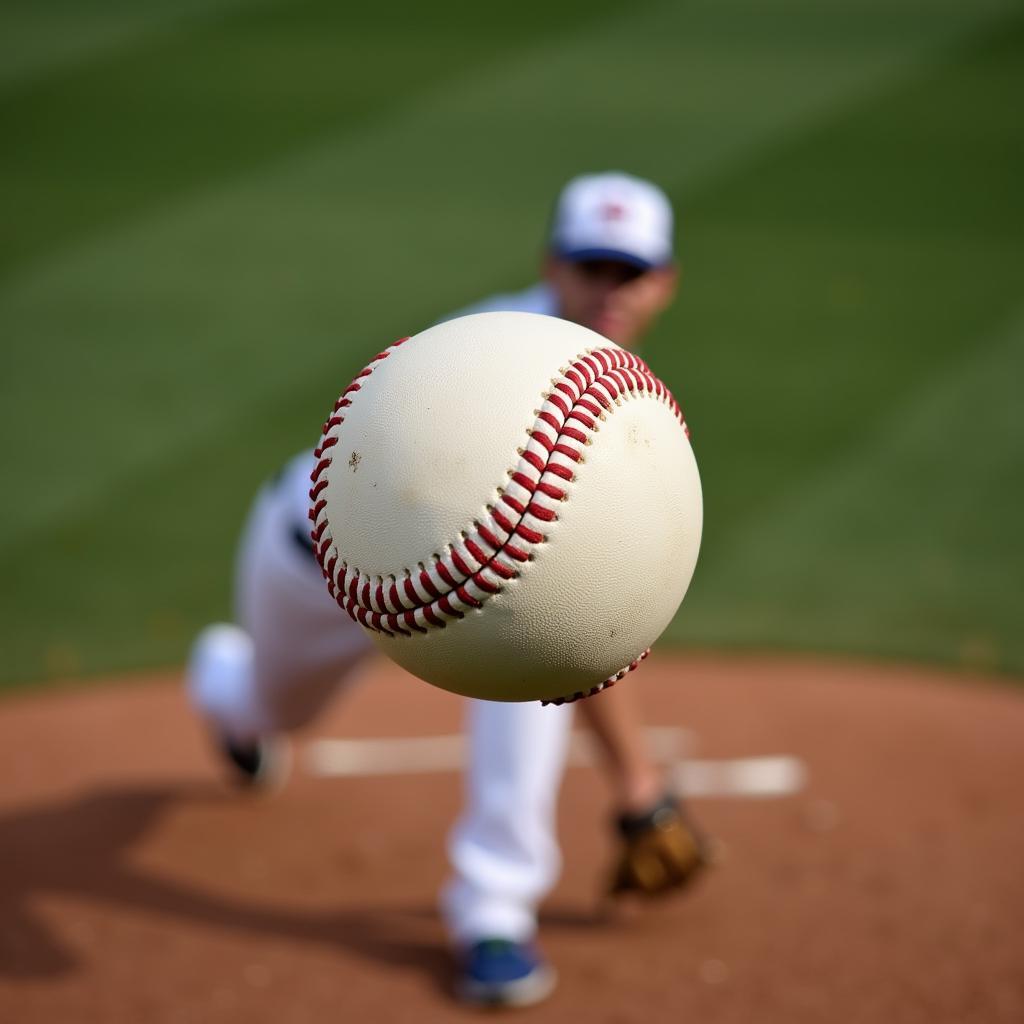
[0,783,452,988]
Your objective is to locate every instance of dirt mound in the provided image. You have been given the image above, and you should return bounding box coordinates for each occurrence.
[0,654,1021,1023]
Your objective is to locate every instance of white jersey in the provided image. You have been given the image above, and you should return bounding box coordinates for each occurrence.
[271,449,323,559]
[448,282,558,320]
[284,283,561,538]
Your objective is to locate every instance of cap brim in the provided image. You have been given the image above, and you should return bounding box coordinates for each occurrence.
[555,246,659,271]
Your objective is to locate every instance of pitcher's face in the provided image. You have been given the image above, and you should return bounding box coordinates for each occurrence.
[545,256,678,350]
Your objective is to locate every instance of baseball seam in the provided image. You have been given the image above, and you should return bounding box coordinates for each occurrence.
[309,335,688,704]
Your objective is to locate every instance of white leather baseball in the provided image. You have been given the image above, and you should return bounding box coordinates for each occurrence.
[309,311,702,703]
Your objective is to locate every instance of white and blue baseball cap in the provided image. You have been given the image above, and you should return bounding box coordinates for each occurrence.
[549,172,674,270]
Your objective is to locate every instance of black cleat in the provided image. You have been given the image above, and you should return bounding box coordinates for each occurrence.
[218,735,291,790]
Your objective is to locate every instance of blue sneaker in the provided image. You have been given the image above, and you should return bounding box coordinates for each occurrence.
[458,938,556,1007]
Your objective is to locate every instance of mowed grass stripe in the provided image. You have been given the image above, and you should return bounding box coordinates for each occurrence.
[0,1,658,561]
[664,11,1024,673]
[674,300,1024,675]
[3,0,1008,547]
[664,7,1024,538]
[0,0,1020,685]
[3,0,1013,289]
[0,0,628,281]
[0,0,265,89]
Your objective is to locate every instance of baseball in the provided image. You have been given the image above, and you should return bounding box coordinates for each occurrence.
[309,311,702,703]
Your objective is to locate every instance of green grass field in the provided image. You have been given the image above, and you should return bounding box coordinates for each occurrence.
[2,0,1022,688]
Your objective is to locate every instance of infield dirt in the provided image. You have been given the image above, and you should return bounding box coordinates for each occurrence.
[1,653,1021,1023]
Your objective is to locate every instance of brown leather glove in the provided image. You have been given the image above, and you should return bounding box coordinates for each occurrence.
[608,792,708,897]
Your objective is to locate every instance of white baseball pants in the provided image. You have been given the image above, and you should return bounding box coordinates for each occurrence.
[187,453,576,944]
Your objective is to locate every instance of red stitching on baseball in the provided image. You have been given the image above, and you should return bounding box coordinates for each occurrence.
[568,409,596,430]
[537,410,561,433]
[515,522,545,544]
[547,392,569,416]
[308,338,689,686]
[561,425,589,445]
[520,449,546,473]
[501,494,526,516]
[418,570,440,599]
[464,537,489,564]
[369,610,391,635]
[530,429,554,452]
[404,610,428,634]
[422,605,445,628]
[455,584,481,609]
[451,548,473,577]
[437,595,463,620]
[476,523,500,549]
[510,471,536,491]
[491,506,515,532]
[541,649,651,705]
[526,502,557,523]
[386,613,411,638]
[491,562,517,581]
[473,571,502,594]
[536,481,565,501]
[552,443,582,463]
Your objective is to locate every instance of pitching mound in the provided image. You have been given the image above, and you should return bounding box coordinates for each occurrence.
[0,653,1021,1023]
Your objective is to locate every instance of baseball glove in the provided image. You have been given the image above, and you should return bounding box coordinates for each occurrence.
[607,792,709,897]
